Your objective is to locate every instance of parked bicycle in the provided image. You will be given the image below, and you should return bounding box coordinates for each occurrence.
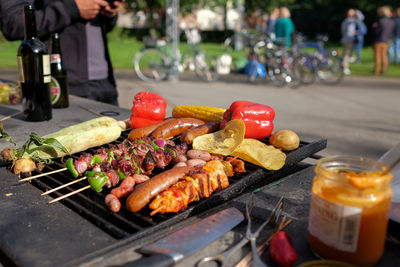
[133,30,218,82]
[293,34,344,85]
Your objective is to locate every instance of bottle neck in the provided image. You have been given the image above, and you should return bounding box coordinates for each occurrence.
[24,5,38,40]
[51,33,61,55]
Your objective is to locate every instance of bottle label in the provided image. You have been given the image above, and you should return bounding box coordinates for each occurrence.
[308,193,361,252]
[17,56,25,83]
[50,76,61,105]
[42,54,51,83]
[50,54,61,64]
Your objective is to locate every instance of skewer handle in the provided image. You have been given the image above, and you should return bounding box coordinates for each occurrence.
[48,185,91,204]
[19,168,68,182]
[41,176,87,196]
[0,111,23,122]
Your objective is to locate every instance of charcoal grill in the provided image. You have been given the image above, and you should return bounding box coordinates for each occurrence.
[0,130,326,267]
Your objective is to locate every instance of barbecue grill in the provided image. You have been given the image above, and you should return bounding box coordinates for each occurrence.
[0,126,326,267]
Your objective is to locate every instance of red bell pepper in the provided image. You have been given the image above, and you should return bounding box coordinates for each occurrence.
[220,101,275,140]
[269,231,297,267]
[130,92,167,128]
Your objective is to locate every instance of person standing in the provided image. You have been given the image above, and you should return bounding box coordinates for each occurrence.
[388,8,400,64]
[267,8,279,39]
[0,0,123,106]
[372,6,395,74]
[354,10,367,63]
[341,9,357,75]
[274,7,294,47]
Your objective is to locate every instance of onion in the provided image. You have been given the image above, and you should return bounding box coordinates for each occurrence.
[155,139,166,148]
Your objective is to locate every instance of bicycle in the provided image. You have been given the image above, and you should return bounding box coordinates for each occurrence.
[293,34,344,85]
[133,31,218,82]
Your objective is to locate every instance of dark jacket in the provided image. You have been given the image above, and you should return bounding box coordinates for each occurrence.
[373,16,395,43]
[394,16,400,39]
[0,0,117,87]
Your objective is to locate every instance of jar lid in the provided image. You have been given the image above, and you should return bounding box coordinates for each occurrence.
[298,260,356,267]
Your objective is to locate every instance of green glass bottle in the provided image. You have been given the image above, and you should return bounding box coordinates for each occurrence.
[50,33,69,108]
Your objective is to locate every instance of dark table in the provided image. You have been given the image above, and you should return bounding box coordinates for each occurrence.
[0,96,399,267]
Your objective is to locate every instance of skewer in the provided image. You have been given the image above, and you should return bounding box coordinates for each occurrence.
[18,167,68,182]
[78,106,103,117]
[48,185,91,204]
[0,111,23,122]
[41,176,87,196]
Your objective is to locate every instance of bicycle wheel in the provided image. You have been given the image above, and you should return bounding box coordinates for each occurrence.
[317,50,344,85]
[133,48,169,82]
[283,57,303,89]
[194,52,219,82]
[267,62,285,87]
[295,55,316,85]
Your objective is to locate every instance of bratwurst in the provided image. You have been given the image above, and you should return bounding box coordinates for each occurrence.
[150,118,205,139]
[126,166,198,212]
[180,121,220,144]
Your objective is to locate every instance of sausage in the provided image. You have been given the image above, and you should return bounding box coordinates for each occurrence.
[180,121,220,144]
[126,166,197,212]
[150,118,205,139]
[187,150,211,161]
[173,154,187,164]
[110,174,150,199]
[111,175,136,199]
[105,194,121,213]
[186,159,207,167]
[174,162,187,167]
[128,118,174,141]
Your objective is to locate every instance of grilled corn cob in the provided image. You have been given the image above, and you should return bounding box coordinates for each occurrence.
[172,105,226,122]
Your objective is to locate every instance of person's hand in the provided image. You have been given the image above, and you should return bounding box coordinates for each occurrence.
[75,0,109,20]
[101,0,125,18]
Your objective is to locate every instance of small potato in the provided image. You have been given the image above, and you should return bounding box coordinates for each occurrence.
[1,148,14,162]
[187,150,211,161]
[186,159,207,167]
[13,158,36,177]
[269,130,300,151]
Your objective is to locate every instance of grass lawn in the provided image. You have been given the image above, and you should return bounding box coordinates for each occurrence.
[1,28,400,78]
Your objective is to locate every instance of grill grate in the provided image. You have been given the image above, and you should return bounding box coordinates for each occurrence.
[26,131,326,240]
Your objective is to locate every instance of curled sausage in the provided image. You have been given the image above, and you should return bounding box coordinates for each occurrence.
[180,121,220,144]
[128,119,174,141]
[150,118,205,139]
[126,166,197,212]
[111,174,150,199]
[105,194,121,213]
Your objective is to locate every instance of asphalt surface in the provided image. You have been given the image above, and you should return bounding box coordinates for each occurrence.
[1,69,399,160]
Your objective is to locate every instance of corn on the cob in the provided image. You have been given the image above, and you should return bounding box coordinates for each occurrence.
[172,105,226,122]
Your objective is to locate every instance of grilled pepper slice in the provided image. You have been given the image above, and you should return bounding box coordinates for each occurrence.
[130,91,167,128]
[220,101,275,140]
[90,154,103,166]
[65,158,79,178]
[88,172,109,193]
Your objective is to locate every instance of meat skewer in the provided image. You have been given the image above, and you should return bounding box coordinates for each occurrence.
[18,167,68,182]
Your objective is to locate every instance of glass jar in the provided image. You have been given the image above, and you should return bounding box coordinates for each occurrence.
[308,156,393,266]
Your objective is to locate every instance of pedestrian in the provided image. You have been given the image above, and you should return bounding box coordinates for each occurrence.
[372,6,395,75]
[341,9,357,75]
[0,0,123,106]
[354,10,368,63]
[274,7,295,47]
[388,8,400,64]
[267,8,279,40]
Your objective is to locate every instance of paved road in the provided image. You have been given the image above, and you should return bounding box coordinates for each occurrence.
[1,69,399,160]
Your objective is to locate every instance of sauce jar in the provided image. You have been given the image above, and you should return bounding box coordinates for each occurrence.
[308,156,392,266]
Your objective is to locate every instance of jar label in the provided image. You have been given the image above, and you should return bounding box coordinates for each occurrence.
[308,193,361,252]
[50,76,61,105]
[42,54,51,83]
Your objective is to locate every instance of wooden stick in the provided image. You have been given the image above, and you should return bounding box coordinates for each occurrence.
[78,106,103,117]
[235,216,294,267]
[41,176,87,196]
[18,168,68,182]
[48,185,91,204]
[0,111,23,122]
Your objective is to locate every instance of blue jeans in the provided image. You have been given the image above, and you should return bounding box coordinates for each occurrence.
[388,38,400,64]
[355,39,364,61]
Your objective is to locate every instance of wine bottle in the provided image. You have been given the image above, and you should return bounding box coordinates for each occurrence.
[17,5,52,121]
[50,33,69,108]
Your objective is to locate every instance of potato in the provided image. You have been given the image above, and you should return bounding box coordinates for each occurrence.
[269,130,300,151]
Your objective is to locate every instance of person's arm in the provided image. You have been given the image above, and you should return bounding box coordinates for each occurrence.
[99,0,124,33]
[0,0,81,41]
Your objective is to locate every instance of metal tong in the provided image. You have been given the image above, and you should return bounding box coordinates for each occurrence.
[197,194,284,267]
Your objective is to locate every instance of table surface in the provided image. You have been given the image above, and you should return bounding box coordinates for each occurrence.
[0,97,399,267]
